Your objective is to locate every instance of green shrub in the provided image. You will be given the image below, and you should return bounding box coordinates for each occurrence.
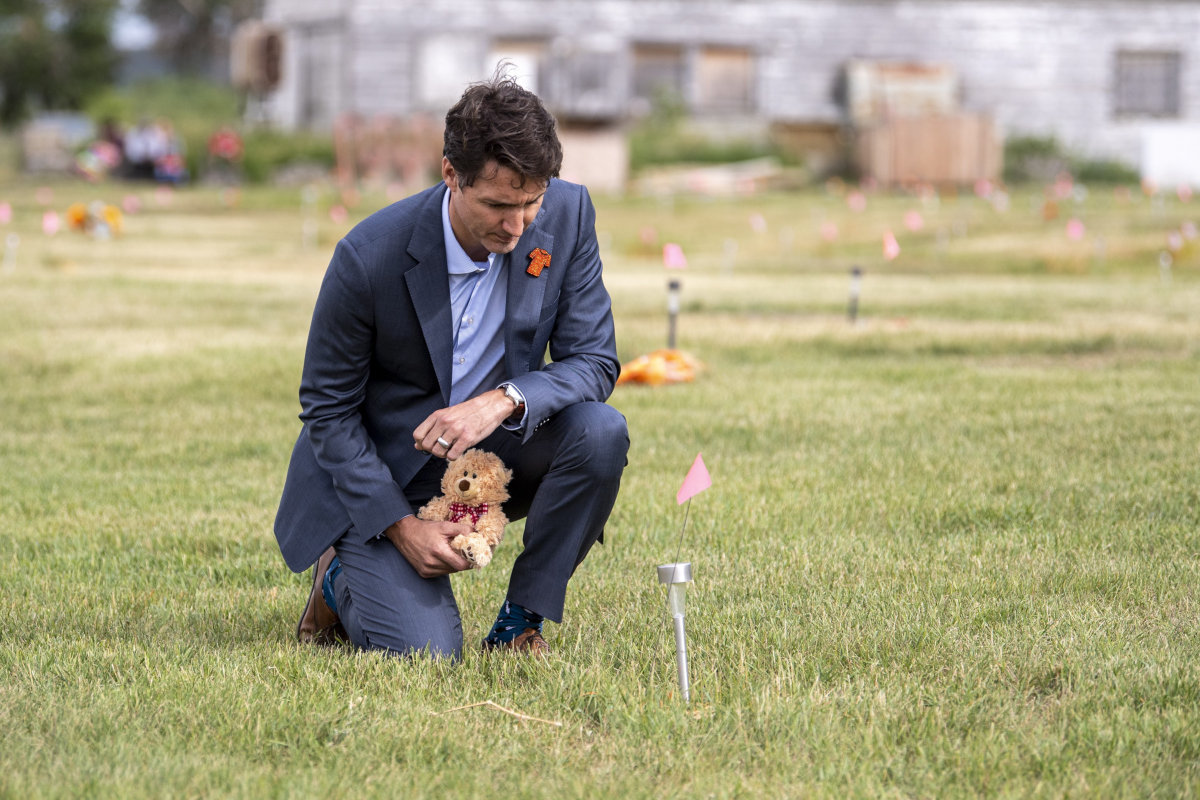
[628,90,783,172]
[1004,134,1140,185]
[1003,135,1070,183]
[239,129,335,184]
[85,77,241,131]
[1072,157,1140,184]
[630,129,777,171]
[0,132,18,181]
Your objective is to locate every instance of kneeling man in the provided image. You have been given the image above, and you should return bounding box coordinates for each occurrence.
[274,75,628,658]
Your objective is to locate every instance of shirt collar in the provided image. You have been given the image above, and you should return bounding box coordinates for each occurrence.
[442,187,495,275]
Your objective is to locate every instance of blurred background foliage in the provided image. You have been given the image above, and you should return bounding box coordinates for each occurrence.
[1003,134,1141,185]
[0,0,120,126]
[83,78,334,183]
[137,0,258,77]
[0,0,338,185]
[628,90,802,172]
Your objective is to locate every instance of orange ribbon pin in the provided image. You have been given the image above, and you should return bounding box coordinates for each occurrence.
[527,247,551,277]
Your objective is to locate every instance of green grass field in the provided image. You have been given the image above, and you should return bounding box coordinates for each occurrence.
[1,176,1198,798]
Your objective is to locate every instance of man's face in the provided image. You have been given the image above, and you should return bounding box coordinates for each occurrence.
[443,157,547,262]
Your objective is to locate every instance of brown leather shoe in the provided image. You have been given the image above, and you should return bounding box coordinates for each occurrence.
[296,547,348,646]
[483,627,550,656]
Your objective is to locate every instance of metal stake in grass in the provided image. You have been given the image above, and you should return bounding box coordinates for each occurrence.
[3,233,18,274]
[667,278,681,349]
[848,266,863,324]
[723,238,738,274]
[657,560,693,702]
[659,454,711,704]
[1159,250,1173,286]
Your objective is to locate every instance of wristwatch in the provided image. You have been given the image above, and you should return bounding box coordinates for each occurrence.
[501,383,525,423]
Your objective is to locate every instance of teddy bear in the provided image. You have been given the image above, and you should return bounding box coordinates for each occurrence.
[417,448,512,568]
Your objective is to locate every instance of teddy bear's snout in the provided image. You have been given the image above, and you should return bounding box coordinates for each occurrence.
[458,478,472,494]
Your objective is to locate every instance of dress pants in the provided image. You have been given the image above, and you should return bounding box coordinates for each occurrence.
[329,401,628,659]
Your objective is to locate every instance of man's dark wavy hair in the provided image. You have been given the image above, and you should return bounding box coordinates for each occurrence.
[443,71,563,187]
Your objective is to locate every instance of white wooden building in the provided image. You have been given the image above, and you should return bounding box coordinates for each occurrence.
[258,0,1200,187]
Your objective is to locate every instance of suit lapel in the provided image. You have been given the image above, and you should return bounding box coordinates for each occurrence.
[401,186,556,395]
[404,186,454,403]
[505,220,555,377]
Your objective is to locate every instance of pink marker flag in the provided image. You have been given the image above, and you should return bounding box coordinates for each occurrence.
[42,210,60,236]
[883,230,901,260]
[677,453,712,505]
[663,242,688,269]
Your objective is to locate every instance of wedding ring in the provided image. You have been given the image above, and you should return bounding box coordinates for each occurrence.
[436,436,451,449]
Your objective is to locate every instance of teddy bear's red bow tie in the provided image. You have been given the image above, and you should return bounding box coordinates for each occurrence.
[448,502,488,525]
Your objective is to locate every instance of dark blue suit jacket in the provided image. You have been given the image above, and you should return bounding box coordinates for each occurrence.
[274,179,620,573]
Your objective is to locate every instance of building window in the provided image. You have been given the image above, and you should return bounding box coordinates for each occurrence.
[543,46,625,121]
[633,44,686,110]
[1114,50,1181,118]
[695,47,755,113]
[488,39,545,95]
[417,33,481,110]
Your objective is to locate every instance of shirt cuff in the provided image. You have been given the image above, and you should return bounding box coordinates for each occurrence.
[377,513,413,540]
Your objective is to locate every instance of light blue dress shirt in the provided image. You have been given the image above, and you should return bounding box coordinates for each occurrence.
[441,189,511,408]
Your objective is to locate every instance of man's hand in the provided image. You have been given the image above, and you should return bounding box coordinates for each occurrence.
[384,516,472,578]
[413,388,517,460]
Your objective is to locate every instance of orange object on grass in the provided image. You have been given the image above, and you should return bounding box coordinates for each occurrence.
[64,202,123,236]
[616,349,702,385]
[66,203,89,231]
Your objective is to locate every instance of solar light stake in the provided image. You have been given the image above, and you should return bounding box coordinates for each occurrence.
[3,233,18,273]
[848,266,863,323]
[667,279,681,349]
[657,561,693,702]
[723,238,738,273]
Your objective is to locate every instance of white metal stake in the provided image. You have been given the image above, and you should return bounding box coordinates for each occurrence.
[666,279,681,349]
[657,561,693,702]
[3,233,18,274]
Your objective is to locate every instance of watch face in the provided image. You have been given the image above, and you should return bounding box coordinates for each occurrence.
[504,385,523,413]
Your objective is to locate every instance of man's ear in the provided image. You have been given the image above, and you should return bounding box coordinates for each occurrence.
[441,157,457,190]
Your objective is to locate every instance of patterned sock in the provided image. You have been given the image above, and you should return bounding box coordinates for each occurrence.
[483,599,543,645]
[321,555,342,615]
